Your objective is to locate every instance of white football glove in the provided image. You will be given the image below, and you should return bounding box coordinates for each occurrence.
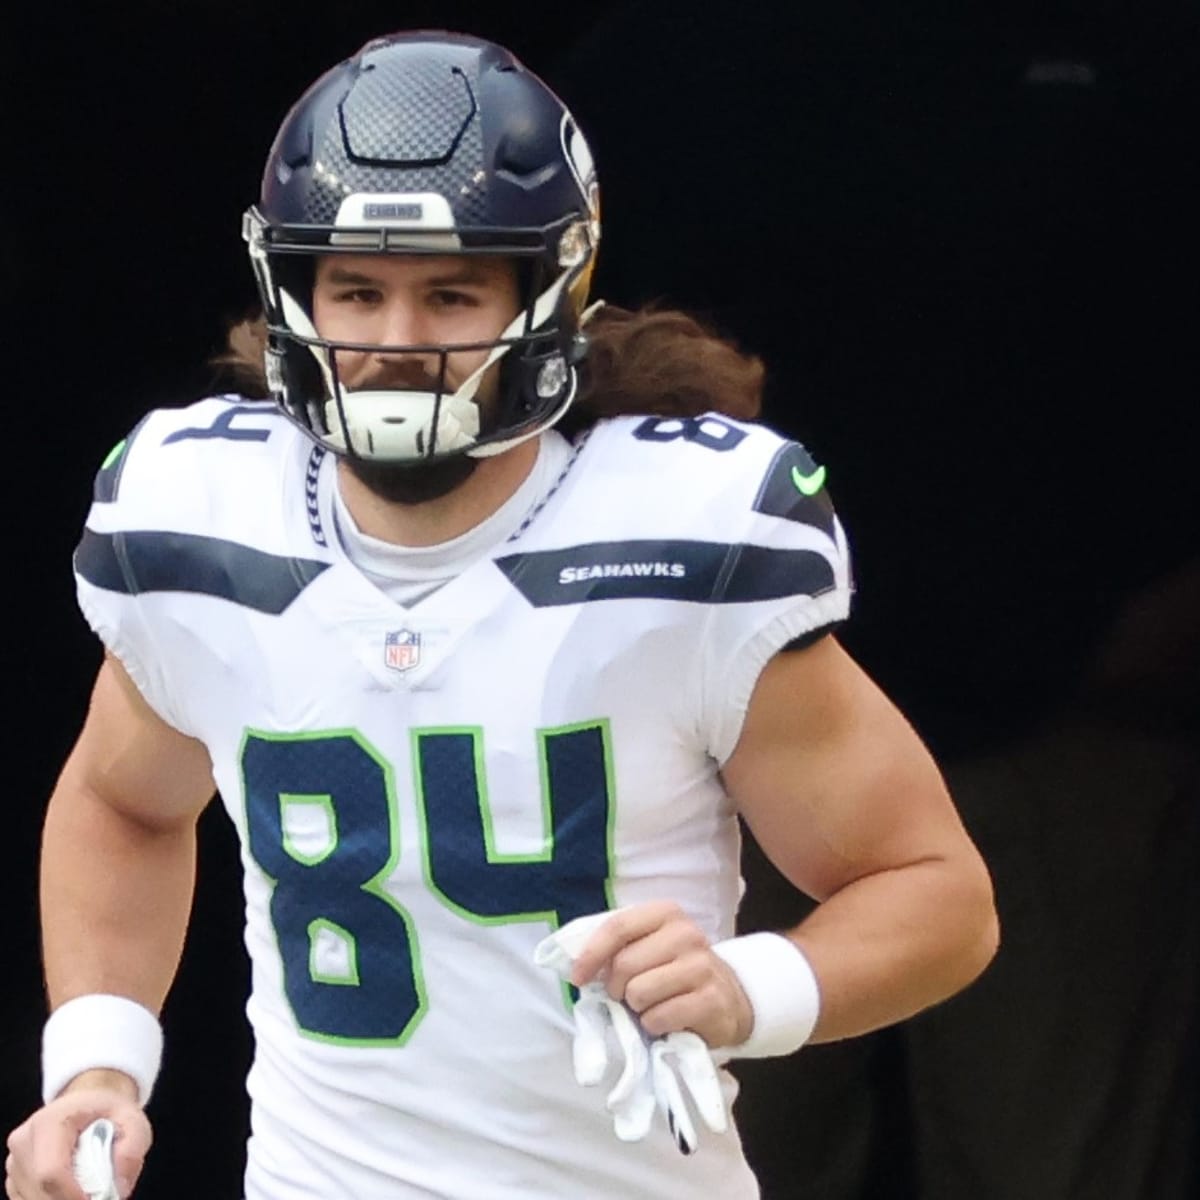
[651,1032,729,1154]
[72,1118,120,1200]
[534,913,729,1154]
[570,981,657,1141]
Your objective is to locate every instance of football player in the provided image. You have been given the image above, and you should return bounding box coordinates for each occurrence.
[6,30,997,1200]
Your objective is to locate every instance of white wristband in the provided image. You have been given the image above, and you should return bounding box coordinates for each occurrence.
[711,932,821,1058]
[42,994,163,1107]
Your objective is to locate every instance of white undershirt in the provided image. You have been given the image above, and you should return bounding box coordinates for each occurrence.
[332,432,573,607]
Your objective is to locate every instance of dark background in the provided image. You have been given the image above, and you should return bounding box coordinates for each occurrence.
[3,3,1198,1197]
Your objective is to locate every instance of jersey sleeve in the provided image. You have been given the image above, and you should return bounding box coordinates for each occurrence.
[72,415,197,734]
[73,397,299,736]
[699,436,854,764]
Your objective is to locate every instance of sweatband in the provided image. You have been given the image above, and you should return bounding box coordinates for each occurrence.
[42,994,163,1107]
[711,932,821,1058]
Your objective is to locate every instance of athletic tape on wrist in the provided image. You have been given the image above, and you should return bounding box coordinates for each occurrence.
[42,993,163,1107]
[711,932,821,1058]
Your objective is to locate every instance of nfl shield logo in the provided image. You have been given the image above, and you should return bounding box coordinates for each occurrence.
[384,629,421,672]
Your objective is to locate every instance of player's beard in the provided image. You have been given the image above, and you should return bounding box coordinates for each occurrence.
[337,360,484,503]
[342,453,478,504]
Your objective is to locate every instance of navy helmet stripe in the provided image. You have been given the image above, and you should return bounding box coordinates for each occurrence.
[494,540,835,607]
[75,528,330,615]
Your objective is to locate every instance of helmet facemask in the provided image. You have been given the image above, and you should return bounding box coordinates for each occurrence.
[244,209,595,464]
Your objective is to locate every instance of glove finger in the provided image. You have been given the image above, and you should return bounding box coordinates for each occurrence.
[572,987,612,1085]
[535,910,620,972]
[665,1031,729,1134]
[604,999,649,1106]
[532,935,575,978]
[609,1064,656,1142]
[651,1042,699,1155]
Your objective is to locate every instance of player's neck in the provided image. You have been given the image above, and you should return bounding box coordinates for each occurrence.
[335,440,540,547]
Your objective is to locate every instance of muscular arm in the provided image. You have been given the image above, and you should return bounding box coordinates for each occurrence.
[7,662,213,1200]
[41,653,216,1021]
[722,635,999,1043]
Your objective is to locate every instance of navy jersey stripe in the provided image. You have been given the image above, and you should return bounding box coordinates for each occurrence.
[92,413,153,505]
[494,540,836,606]
[75,528,330,615]
[751,442,838,539]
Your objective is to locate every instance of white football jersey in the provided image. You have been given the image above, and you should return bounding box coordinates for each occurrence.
[75,398,853,1199]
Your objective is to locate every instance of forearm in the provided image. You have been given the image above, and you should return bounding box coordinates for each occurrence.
[787,854,998,1043]
[40,780,197,1014]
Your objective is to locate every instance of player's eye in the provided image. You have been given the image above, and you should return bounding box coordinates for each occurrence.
[333,287,383,304]
[429,289,478,308]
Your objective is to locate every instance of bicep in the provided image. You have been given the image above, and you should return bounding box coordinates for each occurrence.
[55,652,216,830]
[722,636,972,902]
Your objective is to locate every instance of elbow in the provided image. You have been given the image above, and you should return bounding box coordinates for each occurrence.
[953,852,1001,991]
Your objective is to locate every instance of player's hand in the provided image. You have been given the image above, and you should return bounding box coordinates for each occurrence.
[535,910,732,1154]
[569,901,754,1050]
[5,1074,150,1200]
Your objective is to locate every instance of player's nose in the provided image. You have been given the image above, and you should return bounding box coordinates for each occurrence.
[373,297,426,351]
[370,303,440,375]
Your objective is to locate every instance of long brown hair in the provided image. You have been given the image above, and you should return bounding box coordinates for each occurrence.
[211,302,765,429]
[569,303,764,430]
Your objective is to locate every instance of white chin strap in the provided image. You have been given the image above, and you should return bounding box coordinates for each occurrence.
[278,271,571,461]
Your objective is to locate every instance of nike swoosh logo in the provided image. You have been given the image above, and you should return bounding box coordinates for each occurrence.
[790,464,826,496]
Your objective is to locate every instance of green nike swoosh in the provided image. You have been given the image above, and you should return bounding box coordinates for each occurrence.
[791,463,826,496]
[101,438,127,470]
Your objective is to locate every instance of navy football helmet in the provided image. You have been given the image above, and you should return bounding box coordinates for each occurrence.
[243,31,600,462]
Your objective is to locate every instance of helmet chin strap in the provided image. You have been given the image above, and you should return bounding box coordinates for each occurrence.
[276,271,573,460]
